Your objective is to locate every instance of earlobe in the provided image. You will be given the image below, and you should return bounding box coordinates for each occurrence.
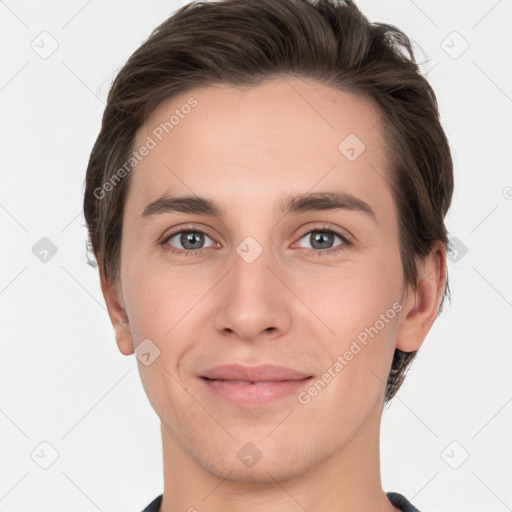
[396,242,447,353]
[115,314,135,355]
[99,272,135,356]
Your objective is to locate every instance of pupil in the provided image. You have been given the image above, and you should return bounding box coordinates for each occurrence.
[311,232,333,249]
[182,231,203,249]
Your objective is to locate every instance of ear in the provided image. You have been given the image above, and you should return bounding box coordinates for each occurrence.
[99,271,134,356]
[396,241,447,352]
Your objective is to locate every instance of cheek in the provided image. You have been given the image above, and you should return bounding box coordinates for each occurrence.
[124,273,186,341]
[303,253,402,336]
[121,259,218,359]
[326,285,399,374]
[121,266,203,416]
[299,252,402,390]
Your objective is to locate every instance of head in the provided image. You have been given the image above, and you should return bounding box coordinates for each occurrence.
[83,0,453,482]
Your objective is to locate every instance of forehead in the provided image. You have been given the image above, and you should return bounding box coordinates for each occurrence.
[128,77,391,217]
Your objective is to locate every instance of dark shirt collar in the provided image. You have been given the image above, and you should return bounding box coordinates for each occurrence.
[141,492,421,512]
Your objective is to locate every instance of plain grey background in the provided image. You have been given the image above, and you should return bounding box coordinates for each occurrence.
[1,1,511,511]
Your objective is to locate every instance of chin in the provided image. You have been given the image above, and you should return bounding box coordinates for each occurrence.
[192,440,316,484]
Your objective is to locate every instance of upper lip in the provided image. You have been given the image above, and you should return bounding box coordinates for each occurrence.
[200,364,312,382]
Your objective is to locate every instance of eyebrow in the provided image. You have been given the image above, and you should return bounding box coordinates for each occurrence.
[139,191,377,223]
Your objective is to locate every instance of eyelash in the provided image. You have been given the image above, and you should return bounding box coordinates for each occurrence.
[161,223,352,258]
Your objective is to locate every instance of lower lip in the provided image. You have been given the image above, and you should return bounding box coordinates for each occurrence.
[200,377,313,408]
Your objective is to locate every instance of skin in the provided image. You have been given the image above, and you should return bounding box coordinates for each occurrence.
[101,76,446,512]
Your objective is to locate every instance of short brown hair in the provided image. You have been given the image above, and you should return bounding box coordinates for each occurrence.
[83,0,454,402]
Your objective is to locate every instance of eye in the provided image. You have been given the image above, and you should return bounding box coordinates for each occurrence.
[295,225,352,255]
[163,228,218,255]
[160,223,352,257]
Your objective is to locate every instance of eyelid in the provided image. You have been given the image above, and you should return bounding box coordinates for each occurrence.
[162,222,353,242]
[161,222,354,255]
[161,223,217,243]
[295,222,354,244]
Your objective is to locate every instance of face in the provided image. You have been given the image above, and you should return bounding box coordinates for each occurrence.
[114,77,409,482]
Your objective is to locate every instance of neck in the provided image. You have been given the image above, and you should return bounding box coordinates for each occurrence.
[159,403,399,512]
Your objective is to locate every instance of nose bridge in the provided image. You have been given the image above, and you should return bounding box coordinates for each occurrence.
[230,232,274,297]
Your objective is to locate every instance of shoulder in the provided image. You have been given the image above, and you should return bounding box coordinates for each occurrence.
[141,494,163,512]
[387,492,422,512]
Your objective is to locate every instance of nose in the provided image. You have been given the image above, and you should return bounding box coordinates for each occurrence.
[212,239,292,342]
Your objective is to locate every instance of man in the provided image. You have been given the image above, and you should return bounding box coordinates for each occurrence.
[83,1,453,510]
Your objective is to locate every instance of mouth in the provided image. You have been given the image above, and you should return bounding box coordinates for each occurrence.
[203,378,297,385]
[199,376,314,408]
[200,363,312,382]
